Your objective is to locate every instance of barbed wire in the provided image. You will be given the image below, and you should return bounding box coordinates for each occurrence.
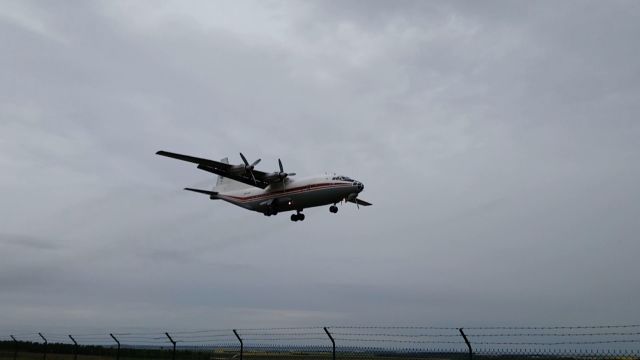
[173,334,237,339]
[330,326,458,330]
[4,324,640,348]
[462,324,640,330]
[235,332,327,337]
[331,333,461,337]
[110,332,164,336]
[329,338,464,344]
[167,329,232,334]
[176,339,243,344]
[240,337,331,341]
[465,331,640,337]
[471,339,640,345]
[234,326,325,331]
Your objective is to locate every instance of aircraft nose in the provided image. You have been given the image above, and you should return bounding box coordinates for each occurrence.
[356,181,364,192]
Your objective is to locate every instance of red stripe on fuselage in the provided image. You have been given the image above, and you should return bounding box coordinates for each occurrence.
[220,182,352,203]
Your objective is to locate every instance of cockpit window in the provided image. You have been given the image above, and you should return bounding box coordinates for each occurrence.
[332,175,354,182]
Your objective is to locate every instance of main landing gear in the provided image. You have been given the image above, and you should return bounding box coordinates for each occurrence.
[329,205,338,213]
[291,210,305,222]
[263,208,278,216]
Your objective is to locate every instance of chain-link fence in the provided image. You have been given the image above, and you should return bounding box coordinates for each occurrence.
[2,325,639,360]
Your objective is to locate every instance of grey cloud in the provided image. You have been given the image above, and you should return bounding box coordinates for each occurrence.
[1,0,639,334]
[0,233,61,250]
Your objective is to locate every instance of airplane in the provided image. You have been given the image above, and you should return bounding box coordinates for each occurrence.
[156,150,371,221]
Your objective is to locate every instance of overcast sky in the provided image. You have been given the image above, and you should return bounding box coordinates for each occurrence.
[1,0,639,338]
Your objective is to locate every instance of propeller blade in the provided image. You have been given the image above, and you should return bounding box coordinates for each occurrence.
[278,158,284,173]
[240,152,249,166]
[251,158,261,167]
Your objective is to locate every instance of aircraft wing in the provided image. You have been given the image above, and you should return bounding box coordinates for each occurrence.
[156,151,232,169]
[156,150,270,189]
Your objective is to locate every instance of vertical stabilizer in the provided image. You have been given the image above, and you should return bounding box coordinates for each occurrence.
[215,157,229,187]
[213,157,251,192]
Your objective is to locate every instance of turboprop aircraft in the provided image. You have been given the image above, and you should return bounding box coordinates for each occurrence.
[156,150,371,221]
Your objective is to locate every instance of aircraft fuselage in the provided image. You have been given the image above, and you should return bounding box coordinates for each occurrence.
[216,175,364,215]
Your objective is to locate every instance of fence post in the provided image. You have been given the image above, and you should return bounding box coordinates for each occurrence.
[458,328,473,360]
[165,332,176,360]
[38,333,47,360]
[233,329,243,360]
[324,327,336,360]
[69,335,78,360]
[10,335,17,360]
[110,333,120,360]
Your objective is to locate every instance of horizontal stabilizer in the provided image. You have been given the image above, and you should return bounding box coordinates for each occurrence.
[184,188,219,199]
[347,198,372,206]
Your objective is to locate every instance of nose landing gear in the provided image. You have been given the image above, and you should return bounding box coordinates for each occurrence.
[291,210,305,222]
[329,205,338,213]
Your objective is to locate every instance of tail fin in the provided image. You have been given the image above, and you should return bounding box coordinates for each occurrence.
[215,157,230,187]
[213,157,251,192]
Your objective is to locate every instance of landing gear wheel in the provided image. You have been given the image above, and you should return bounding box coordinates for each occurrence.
[329,205,338,213]
[291,211,305,222]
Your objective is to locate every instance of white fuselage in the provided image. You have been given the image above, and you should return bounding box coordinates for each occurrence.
[216,175,363,214]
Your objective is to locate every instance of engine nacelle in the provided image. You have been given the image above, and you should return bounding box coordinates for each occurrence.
[228,164,250,174]
[264,172,288,182]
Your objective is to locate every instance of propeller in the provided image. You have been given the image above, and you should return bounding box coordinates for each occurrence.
[239,152,261,183]
[277,158,296,191]
[277,159,296,179]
